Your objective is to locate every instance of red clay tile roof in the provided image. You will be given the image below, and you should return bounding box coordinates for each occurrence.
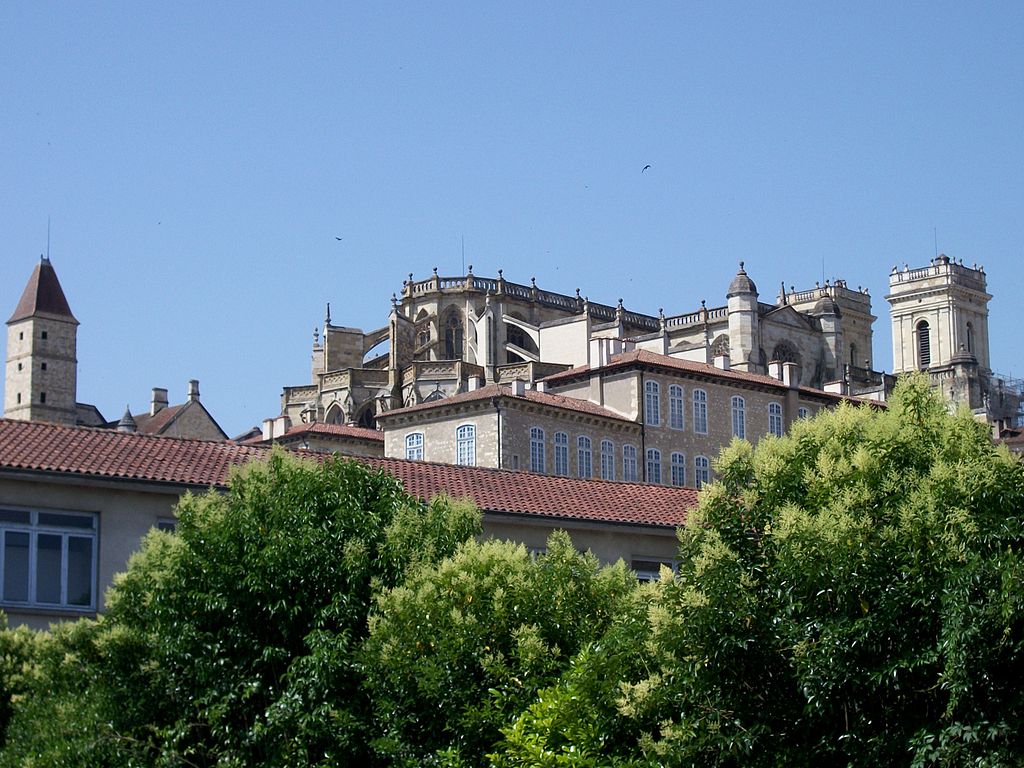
[281,422,384,441]
[8,258,77,324]
[131,404,186,435]
[0,419,695,528]
[542,349,868,404]
[0,418,263,487]
[365,457,694,527]
[379,383,634,423]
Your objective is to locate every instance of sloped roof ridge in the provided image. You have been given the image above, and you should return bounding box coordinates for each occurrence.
[380,382,632,422]
[0,416,246,450]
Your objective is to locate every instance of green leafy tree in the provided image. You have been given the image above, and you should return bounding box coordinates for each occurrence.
[631,376,1024,766]
[495,377,1024,767]
[362,531,636,766]
[490,582,661,768]
[0,450,481,767]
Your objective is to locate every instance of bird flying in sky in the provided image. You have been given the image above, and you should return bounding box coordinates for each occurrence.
[642,164,651,173]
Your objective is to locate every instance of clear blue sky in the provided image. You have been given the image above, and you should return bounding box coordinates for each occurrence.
[3,2,1022,437]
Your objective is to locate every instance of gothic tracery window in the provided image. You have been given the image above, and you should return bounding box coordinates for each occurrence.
[444,313,464,359]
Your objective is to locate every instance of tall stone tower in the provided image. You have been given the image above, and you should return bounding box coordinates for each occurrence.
[887,255,991,373]
[886,254,992,412]
[4,257,79,425]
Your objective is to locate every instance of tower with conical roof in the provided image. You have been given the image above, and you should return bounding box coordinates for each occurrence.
[4,257,79,425]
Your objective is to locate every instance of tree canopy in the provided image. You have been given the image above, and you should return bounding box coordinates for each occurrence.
[494,376,1024,767]
[2,377,1023,767]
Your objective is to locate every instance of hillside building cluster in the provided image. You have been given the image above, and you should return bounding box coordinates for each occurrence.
[269,258,1021,479]
[1,252,1021,628]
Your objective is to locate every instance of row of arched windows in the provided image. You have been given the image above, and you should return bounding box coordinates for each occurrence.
[528,427,711,487]
[404,425,476,466]
[644,382,784,439]
[644,382,709,434]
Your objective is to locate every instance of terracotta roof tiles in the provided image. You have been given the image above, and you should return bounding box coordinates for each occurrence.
[281,422,384,441]
[379,383,633,423]
[131,404,186,435]
[0,419,695,528]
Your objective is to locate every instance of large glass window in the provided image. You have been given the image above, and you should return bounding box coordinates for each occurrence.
[646,449,662,484]
[644,380,661,426]
[693,389,708,434]
[554,432,569,477]
[694,456,710,489]
[768,402,783,437]
[577,436,593,478]
[670,452,686,487]
[731,396,745,439]
[1,508,96,610]
[530,427,546,473]
[405,432,424,460]
[623,444,638,482]
[600,439,615,481]
[455,424,475,466]
[669,385,685,430]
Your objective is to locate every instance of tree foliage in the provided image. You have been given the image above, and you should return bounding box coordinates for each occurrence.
[362,531,636,766]
[3,379,1023,767]
[496,376,1024,767]
[1,450,481,767]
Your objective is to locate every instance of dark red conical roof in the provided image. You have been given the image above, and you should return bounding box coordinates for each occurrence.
[7,257,77,324]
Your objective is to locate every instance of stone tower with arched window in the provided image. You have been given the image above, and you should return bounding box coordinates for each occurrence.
[887,254,991,375]
[886,254,999,415]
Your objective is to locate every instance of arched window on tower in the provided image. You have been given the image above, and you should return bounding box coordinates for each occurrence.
[917,320,931,369]
[849,342,858,369]
[966,322,974,354]
[444,313,464,360]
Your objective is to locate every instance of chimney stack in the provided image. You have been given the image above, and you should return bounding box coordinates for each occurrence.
[187,379,200,403]
[151,388,169,416]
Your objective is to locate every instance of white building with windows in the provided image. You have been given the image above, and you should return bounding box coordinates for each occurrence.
[277,263,884,434]
[377,348,865,488]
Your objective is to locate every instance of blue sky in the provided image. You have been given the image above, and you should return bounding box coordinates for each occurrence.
[3,2,1022,436]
